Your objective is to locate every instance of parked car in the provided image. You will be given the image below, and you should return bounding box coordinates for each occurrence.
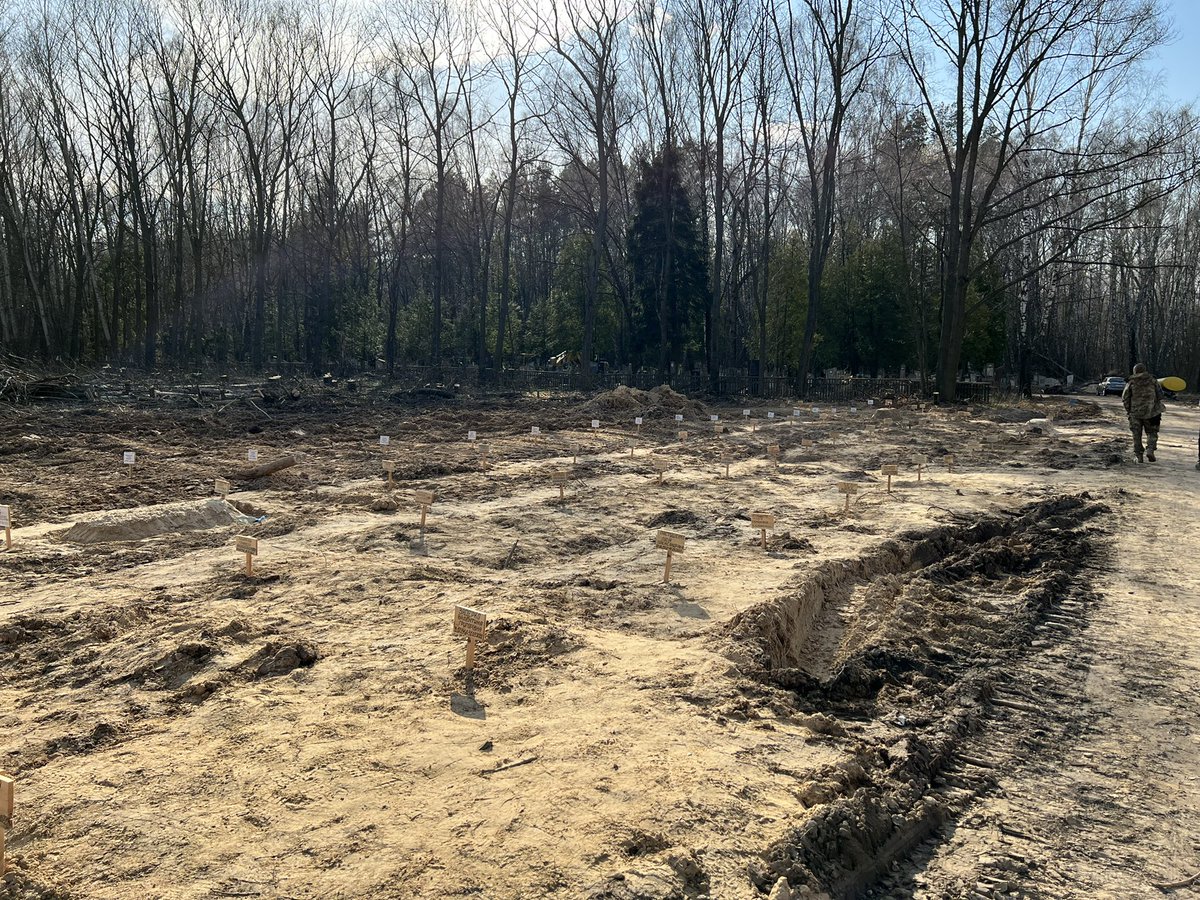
[1098,376,1126,396]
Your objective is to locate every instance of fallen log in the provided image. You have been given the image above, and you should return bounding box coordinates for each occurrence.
[237,455,298,480]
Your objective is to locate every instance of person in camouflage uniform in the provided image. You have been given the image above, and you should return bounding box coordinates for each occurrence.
[1121,363,1166,463]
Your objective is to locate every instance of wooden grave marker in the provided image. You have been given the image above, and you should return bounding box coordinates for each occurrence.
[0,771,12,874]
[478,443,490,467]
[656,530,686,583]
[635,416,643,433]
[0,505,10,551]
[123,450,136,467]
[379,435,391,447]
[801,438,815,450]
[678,430,688,443]
[943,454,955,473]
[750,511,775,549]
[767,411,776,420]
[413,490,436,534]
[675,414,684,423]
[468,430,477,444]
[453,605,487,670]
[591,419,600,431]
[881,463,898,493]
[247,448,258,463]
[551,468,570,500]
[571,442,580,464]
[214,478,232,499]
[531,426,541,438]
[651,457,670,484]
[767,444,781,467]
[383,459,396,488]
[837,481,859,514]
[912,453,928,482]
[236,535,258,576]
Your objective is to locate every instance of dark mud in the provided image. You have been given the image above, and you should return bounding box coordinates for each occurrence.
[723,495,1107,898]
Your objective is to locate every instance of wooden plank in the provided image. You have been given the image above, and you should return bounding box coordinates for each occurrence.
[655,530,686,553]
[750,512,775,529]
[214,478,232,496]
[881,464,899,476]
[453,606,487,641]
[235,536,259,556]
[413,490,436,507]
[238,455,297,480]
[0,773,12,820]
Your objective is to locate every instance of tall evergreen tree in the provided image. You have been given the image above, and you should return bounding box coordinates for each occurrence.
[628,144,708,379]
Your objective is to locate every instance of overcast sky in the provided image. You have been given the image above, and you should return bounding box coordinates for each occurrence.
[1154,2,1200,105]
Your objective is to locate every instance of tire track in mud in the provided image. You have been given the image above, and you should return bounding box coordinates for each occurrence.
[720,494,1108,899]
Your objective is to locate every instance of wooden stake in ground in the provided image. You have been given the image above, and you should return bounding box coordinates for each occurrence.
[656,530,686,583]
[750,511,775,549]
[214,478,231,500]
[413,490,436,537]
[551,468,570,500]
[0,505,10,551]
[0,771,12,874]
[912,453,928,481]
[383,459,396,489]
[453,605,487,671]
[571,442,580,464]
[944,453,955,473]
[837,481,859,514]
[236,535,258,576]
[882,464,898,493]
[652,457,670,485]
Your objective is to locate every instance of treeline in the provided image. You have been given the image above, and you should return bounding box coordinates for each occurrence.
[0,0,1196,396]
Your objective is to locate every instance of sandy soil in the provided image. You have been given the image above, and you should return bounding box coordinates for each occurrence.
[0,387,1197,899]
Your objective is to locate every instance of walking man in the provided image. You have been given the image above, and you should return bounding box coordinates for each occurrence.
[1122,363,1166,462]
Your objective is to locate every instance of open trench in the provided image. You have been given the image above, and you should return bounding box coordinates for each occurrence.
[720,494,1107,899]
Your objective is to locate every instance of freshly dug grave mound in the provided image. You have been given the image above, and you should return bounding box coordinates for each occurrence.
[59,498,258,544]
[583,384,707,417]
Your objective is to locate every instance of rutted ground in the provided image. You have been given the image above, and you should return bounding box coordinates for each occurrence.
[0,387,1197,899]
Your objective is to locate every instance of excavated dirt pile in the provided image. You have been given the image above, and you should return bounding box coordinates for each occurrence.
[583,384,708,418]
[57,498,257,544]
[725,494,1108,898]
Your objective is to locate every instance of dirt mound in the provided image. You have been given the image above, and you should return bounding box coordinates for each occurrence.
[248,639,320,677]
[583,384,707,418]
[646,508,701,528]
[738,495,1107,897]
[59,499,257,544]
[1050,399,1103,421]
